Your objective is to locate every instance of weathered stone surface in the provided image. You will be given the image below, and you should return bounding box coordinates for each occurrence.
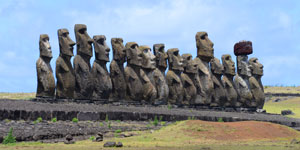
[124,42,143,101]
[194,32,214,105]
[104,141,116,147]
[64,134,75,144]
[234,41,253,56]
[181,54,197,106]
[73,24,93,99]
[152,44,169,105]
[110,38,127,101]
[36,34,55,98]
[91,35,112,101]
[210,57,226,107]
[56,29,76,99]
[249,57,265,109]
[282,110,294,115]
[234,55,254,108]
[166,48,183,105]
[78,112,100,121]
[221,54,238,107]
[93,132,103,142]
[1,99,300,131]
[139,45,157,103]
[116,142,123,147]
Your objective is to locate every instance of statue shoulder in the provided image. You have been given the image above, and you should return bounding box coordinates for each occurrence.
[56,57,69,72]
[249,76,260,88]
[181,73,193,85]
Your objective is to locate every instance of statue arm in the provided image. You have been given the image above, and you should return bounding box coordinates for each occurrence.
[37,60,49,91]
[55,70,64,92]
[37,66,48,91]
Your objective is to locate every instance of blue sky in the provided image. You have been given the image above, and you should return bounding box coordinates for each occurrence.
[0,0,299,92]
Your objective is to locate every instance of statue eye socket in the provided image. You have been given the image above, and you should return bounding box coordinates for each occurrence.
[143,49,148,53]
[201,35,206,40]
[97,39,104,45]
[174,51,178,56]
[63,33,68,37]
[79,29,85,34]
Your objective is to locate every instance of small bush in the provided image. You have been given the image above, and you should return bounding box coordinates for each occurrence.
[108,121,111,129]
[99,122,104,127]
[168,105,172,110]
[72,118,78,123]
[89,136,95,141]
[37,117,42,122]
[105,114,109,122]
[153,116,159,126]
[159,116,163,122]
[116,120,121,123]
[2,127,16,144]
[115,129,121,133]
[114,133,119,137]
[218,117,224,122]
[160,121,166,126]
[51,118,57,123]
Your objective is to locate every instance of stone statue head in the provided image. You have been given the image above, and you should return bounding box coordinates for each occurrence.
[93,35,110,62]
[167,48,183,71]
[39,34,52,58]
[221,54,235,76]
[125,42,142,67]
[111,38,126,63]
[153,44,168,69]
[195,32,214,61]
[182,53,197,74]
[210,57,224,75]
[237,55,251,77]
[139,45,156,69]
[74,24,93,57]
[58,28,75,57]
[249,57,263,76]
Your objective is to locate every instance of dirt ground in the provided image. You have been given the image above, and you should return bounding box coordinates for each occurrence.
[185,120,300,141]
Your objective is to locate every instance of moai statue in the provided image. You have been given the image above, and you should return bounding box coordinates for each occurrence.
[221,54,238,107]
[56,29,76,99]
[124,42,143,101]
[249,57,265,109]
[152,44,169,105]
[210,57,226,107]
[194,32,214,106]
[91,35,112,101]
[110,38,127,101]
[139,45,157,103]
[181,54,197,106]
[166,48,184,106]
[36,34,55,98]
[233,41,254,108]
[73,24,93,100]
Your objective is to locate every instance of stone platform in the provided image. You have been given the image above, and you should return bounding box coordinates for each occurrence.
[0,99,300,129]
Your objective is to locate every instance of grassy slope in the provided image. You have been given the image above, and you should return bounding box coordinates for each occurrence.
[264,96,300,118]
[1,120,300,150]
[0,93,35,100]
[264,86,300,94]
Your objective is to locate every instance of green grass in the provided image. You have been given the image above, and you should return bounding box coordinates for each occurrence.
[264,97,300,118]
[0,92,35,100]
[264,86,300,94]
